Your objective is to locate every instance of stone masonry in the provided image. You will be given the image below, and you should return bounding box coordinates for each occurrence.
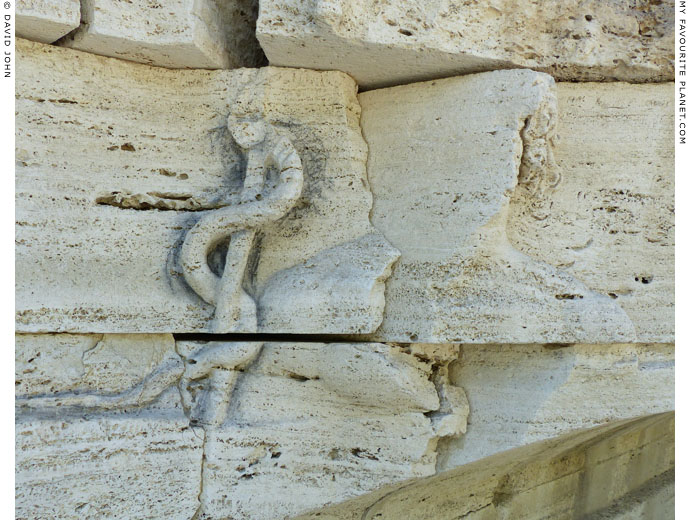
[15,1,674,519]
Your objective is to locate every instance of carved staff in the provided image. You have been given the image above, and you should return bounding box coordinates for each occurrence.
[179,119,303,332]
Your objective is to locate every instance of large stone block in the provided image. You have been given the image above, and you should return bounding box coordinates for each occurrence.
[15,333,204,520]
[177,341,466,519]
[15,39,398,334]
[16,41,673,342]
[15,335,467,519]
[296,413,675,520]
[440,343,674,469]
[257,0,674,89]
[16,0,80,43]
[360,73,673,343]
[509,82,675,343]
[61,0,264,69]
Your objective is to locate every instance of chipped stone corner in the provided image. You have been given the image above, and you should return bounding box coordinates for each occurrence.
[395,344,469,474]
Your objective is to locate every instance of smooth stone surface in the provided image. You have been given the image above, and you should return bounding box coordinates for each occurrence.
[61,0,264,69]
[15,39,397,334]
[257,0,674,89]
[440,343,674,469]
[361,70,636,344]
[16,0,80,43]
[295,413,675,520]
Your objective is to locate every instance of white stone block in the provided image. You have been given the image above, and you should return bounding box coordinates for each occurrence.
[360,72,673,343]
[15,39,398,334]
[441,343,674,469]
[257,0,674,89]
[16,0,80,43]
[61,0,263,69]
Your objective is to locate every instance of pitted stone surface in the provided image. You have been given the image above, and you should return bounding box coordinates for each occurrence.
[508,82,674,343]
[295,413,675,520]
[257,0,674,89]
[15,39,397,334]
[61,0,264,69]
[15,335,467,520]
[16,0,80,43]
[441,343,674,469]
[361,70,645,344]
[15,334,204,520]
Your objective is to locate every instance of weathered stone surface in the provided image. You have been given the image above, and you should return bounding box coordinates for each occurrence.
[508,82,674,343]
[296,413,675,520]
[15,39,398,334]
[16,0,80,43]
[15,336,467,519]
[15,333,204,520]
[257,0,674,89]
[360,72,673,343]
[177,341,466,519]
[440,343,674,469]
[61,0,264,69]
[361,71,623,343]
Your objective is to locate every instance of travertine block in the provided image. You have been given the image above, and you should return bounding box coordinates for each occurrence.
[16,41,673,342]
[178,341,466,519]
[61,0,264,69]
[15,336,467,519]
[15,39,398,334]
[15,334,204,519]
[257,0,674,89]
[16,0,80,43]
[441,343,674,469]
[361,73,673,343]
[509,82,674,343]
[296,413,675,520]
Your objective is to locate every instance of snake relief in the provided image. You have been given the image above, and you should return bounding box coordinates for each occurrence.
[179,117,304,333]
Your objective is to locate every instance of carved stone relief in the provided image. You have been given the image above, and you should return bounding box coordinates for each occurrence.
[16,335,467,520]
[15,40,399,334]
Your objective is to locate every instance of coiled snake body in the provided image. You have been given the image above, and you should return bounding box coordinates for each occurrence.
[179,120,304,332]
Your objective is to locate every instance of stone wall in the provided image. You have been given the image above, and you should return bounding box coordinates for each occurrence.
[15,1,674,518]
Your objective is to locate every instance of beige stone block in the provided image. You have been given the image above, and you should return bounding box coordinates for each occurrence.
[16,0,80,43]
[15,336,467,519]
[177,341,466,519]
[441,343,674,469]
[361,72,673,344]
[15,39,398,334]
[15,333,204,520]
[257,0,674,89]
[296,413,675,519]
[509,82,675,343]
[61,0,264,69]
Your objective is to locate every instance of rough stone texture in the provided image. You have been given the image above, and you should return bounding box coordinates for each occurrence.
[15,336,467,519]
[177,341,467,519]
[295,413,675,519]
[61,0,264,69]
[361,73,673,344]
[440,343,674,469]
[361,71,621,343]
[508,82,674,343]
[16,0,80,43]
[15,39,398,334]
[15,333,204,520]
[257,0,674,89]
